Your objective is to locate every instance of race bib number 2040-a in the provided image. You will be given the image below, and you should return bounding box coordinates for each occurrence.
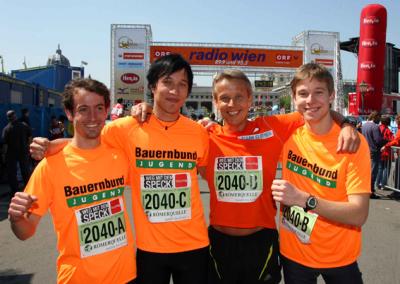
[75,197,127,258]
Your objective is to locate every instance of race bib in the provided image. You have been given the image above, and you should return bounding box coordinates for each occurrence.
[214,156,263,203]
[281,205,318,244]
[141,173,191,223]
[75,197,127,258]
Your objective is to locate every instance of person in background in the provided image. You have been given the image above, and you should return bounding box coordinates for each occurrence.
[376,115,394,190]
[209,112,216,122]
[110,97,124,120]
[2,110,32,199]
[58,115,69,138]
[356,120,362,133]
[362,111,385,199]
[19,108,31,127]
[382,114,400,199]
[49,115,64,140]
[272,63,370,284]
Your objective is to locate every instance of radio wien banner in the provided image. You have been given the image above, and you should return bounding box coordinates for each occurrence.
[150,46,303,68]
[112,27,146,106]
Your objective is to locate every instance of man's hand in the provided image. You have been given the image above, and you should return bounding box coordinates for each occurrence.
[30,137,50,160]
[8,192,38,223]
[337,124,360,153]
[197,118,217,130]
[271,179,308,207]
[131,102,153,122]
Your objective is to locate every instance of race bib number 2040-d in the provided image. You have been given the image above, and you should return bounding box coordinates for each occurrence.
[141,173,191,223]
[214,156,263,203]
[75,197,127,258]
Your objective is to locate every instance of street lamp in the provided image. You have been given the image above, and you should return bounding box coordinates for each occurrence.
[359,80,369,115]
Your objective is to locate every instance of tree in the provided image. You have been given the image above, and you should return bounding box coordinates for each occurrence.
[279,95,291,113]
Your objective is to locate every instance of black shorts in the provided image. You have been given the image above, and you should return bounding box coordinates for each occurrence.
[136,246,208,284]
[208,226,281,284]
[281,255,363,284]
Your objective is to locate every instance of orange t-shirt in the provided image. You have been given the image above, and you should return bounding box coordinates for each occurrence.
[25,143,136,284]
[206,112,303,229]
[279,124,371,268]
[102,115,209,253]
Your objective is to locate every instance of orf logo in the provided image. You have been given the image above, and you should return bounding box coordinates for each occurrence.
[121,73,140,84]
[276,54,291,61]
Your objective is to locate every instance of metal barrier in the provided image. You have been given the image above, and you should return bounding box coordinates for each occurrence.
[383,146,400,193]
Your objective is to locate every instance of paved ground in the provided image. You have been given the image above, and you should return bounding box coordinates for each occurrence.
[0,179,399,284]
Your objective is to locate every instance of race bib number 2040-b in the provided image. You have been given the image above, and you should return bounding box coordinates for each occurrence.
[214,156,263,203]
[281,205,318,244]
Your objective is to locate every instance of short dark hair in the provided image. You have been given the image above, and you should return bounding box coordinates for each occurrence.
[21,108,29,115]
[368,111,380,121]
[147,54,193,95]
[117,98,123,103]
[291,63,334,96]
[380,115,391,126]
[63,78,110,113]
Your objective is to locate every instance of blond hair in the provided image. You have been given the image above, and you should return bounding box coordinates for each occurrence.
[212,69,252,99]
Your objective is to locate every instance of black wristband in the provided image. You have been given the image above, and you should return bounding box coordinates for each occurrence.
[340,116,358,128]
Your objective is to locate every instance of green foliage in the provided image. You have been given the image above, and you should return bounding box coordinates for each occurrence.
[279,95,291,112]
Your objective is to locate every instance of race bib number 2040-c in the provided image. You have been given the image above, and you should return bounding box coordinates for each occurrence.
[141,173,191,223]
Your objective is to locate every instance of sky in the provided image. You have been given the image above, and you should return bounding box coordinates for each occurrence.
[1,0,399,87]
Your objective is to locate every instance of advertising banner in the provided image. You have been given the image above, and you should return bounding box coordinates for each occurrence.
[112,27,147,106]
[150,46,303,68]
[357,4,387,114]
[298,31,340,111]
[305,33,337,77]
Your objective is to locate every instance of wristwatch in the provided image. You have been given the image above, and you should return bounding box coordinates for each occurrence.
[341,116,358,128]
[305,195,318,212]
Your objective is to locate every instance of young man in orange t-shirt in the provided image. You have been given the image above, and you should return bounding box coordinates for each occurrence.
[8,79,137,284]
[103,54,209,284]
[272,63,371,284]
